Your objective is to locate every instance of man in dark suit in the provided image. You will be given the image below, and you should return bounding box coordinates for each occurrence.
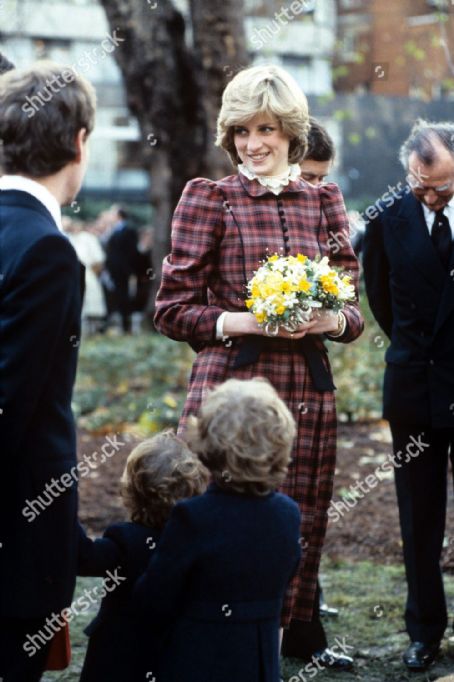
[0,60,96,681]
[103,205,139,333]
[363,120,454,672]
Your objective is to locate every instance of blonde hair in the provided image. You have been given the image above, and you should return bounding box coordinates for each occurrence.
[216,64,310,166]
[186,378,296,496]
[121,431,209,529]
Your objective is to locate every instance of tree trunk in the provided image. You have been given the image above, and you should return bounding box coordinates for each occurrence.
[190,0,249,179]
[98,0,248,317]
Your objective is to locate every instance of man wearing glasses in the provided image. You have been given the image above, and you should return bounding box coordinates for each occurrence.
[363,120,454,672]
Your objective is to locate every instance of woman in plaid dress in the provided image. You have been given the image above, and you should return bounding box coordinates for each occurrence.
[154,65,363,668]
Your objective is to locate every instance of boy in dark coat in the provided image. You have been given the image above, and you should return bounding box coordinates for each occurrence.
[134,378,302,682]
[78,431,209,682]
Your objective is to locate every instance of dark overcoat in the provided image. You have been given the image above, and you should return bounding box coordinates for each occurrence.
[77,522,162,682]
[0,190,83,619]
[364,190,454,427]
[154,172,364,622]
[133,484,301,682]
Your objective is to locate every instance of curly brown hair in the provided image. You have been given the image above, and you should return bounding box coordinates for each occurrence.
[186,378,296,496]
[121,431,209,529]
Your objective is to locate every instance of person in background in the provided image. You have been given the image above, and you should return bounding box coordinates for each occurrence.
[363,120,454,672]
[0,51,15,75]
[78,431,209,682]
[300,117,334,187]
[103,205,140,333]
[63,217,107,335]
[0,60,95,682]
[131,226,154,331]
[301,118,363,256]
[134,378,302,682]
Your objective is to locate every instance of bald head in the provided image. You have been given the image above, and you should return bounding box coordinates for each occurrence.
[400,119,454,169]
[407,133,454,211]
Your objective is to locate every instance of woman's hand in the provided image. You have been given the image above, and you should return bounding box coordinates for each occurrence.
[222,312,319,338]
[274,320,318,339]
[305,310,340,335]
[222,312,263,337]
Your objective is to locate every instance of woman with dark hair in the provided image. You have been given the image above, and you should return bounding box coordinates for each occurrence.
[154,64,363,669]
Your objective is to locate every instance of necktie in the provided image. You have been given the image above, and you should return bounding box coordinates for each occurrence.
[431,209,452,270]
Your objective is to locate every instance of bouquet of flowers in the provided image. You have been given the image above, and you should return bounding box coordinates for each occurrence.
[245,253,355,336]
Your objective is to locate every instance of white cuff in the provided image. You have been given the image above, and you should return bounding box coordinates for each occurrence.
[216,312,228,340]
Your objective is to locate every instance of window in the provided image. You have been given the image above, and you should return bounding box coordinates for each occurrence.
[340,0,365,9]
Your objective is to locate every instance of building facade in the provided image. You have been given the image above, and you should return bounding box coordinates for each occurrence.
[335,0,454,99]
[0,0,339,197]
[0,0,148,197]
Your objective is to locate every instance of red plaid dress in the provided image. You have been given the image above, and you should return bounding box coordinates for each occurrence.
[155,172,364,624]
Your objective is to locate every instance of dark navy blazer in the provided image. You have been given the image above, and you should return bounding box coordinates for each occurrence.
[133,484,301,682]
[78,522,162,682]
[363,190,454,427]
[0,190,83,618]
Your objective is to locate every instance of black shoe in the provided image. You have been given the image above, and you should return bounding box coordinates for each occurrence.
[403,641,440,671]
[312,648,354,671]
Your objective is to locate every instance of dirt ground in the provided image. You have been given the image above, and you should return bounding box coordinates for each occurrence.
[77,421,454,569]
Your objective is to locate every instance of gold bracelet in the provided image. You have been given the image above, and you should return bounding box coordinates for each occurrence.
[327,312,346,339]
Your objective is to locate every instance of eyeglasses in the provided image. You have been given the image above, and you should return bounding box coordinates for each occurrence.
[406,175,454,195]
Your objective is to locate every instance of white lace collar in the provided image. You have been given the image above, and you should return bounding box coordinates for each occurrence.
[238,163,301,195]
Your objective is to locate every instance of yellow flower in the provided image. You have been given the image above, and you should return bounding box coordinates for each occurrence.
[266,271,284,287]
[255,311,266,324]
[268,254,279,262]
[258,283,271,298]
[245,299,254,309]
[320,274,339,295]
[273,294,287,316]
[282,280,292,294]
[341,275,352,285]
[250,279,261,298]
[296,253,308,264]
[298,277,312,293]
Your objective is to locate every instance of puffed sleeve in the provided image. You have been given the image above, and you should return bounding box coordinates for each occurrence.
[154,178,226,346]
[320,183,364,344]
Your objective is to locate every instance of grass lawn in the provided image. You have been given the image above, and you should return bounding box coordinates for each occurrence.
[42,560,454,681]
[50,310,452,681]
